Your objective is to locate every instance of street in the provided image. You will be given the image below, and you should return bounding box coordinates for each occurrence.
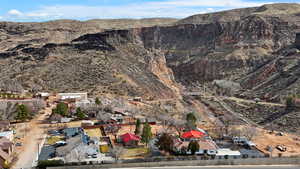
[12,97,55,169]
[111,165,300,169]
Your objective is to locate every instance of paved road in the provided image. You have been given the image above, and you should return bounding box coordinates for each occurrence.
[112,165,300,169]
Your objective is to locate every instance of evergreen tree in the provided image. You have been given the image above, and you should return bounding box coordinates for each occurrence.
[141,122,152,146]
[186,113,197,128]
[95,97,101,106]
[188,140,200,155]
[134,119,141,135]
[53,102,69,116]
[75,107,86,119]
[15,104,30,121]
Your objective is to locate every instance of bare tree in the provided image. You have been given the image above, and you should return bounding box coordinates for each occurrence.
[229,126,242,137]
[241,126,258,141]
[111,146,124,162]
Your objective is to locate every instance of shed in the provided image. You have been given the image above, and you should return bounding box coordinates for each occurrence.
[216,148,241,158]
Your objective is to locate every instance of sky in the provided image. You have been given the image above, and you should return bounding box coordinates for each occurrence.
[0,0,299,22]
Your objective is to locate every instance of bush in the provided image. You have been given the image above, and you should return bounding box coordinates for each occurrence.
[37,160,64,169]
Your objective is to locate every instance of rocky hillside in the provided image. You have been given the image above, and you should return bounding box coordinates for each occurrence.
[0,3,300,100]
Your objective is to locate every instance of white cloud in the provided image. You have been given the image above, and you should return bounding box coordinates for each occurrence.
[8,9,23,16]
[2,0,273,21]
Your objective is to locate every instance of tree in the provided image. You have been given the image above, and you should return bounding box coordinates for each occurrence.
[141,122,152,146]
[134,119,141,135]
[53,102,68,116]
[155,133,174,153]
[95,97,101,106]
[241,126,258,141]
[188,140,200,155]
[186,113,197,129]
[111,146,124,162]
[75,107,86,120]
[15,104,30,122]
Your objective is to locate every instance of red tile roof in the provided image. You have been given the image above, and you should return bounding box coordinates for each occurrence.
[121,133,140,143]
[181,130,206,139]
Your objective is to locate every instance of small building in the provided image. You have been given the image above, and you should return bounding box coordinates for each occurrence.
[232,136,255,147]
[63,128,83,138]
[121,133,140,147]
[61,117,72,123]
[36,92,50,98]
[181,130,206,141]
[58,93,88,101]
[216,148,241,159]
[0,131,13,142]
[49,113,63,123]
[81,120,94,127]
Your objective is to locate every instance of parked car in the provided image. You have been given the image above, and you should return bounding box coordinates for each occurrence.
[276,145,287,152]
[16,142,22,146]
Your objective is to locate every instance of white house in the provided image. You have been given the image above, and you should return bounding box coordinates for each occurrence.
[58,93,88,101]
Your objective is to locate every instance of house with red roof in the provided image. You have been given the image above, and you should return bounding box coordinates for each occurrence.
[181,130,206,140]
[121,133,140,147]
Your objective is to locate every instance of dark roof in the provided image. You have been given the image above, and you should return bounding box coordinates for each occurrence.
[56,134,84,157]
[63,127,82,138]
[39,146,55,161]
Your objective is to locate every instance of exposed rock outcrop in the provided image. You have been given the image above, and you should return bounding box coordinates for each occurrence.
[296,33,300,49]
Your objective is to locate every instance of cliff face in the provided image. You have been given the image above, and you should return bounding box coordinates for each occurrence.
[0,3,300,100]
[140,15,296,83]
[296,33,300,49]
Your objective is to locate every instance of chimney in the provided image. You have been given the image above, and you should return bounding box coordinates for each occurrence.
[296,33,300,50]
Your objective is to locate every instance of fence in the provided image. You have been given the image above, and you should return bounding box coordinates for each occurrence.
[48,157,300,169]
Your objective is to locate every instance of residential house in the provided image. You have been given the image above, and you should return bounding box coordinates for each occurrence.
[58,93,88,101]
[39,145,56,161]
[175,139,218,156]
[63,127,83,138]
[120,133,140,147]
[56,133,99,163]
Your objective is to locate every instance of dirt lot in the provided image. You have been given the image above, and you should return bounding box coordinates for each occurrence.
[254,129,300,157]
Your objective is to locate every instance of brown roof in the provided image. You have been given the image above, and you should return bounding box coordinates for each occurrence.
[49,113,63,121]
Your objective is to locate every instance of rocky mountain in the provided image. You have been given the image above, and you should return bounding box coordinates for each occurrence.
[0,3,300,101]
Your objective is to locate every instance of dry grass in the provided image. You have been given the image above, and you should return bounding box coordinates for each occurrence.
[121,147,150,159]
[46,136,63,145]
[84,128,102,138]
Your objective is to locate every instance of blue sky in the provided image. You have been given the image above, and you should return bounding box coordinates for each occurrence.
[0,0,299,22]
